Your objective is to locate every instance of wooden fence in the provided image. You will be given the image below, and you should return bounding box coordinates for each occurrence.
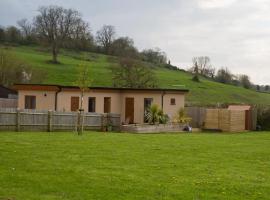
[0,98,17,108]
[0,108,120,132]
[186,107,206,128]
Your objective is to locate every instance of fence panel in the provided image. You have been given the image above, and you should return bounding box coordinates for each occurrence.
[52,112,78,131]
[186,107,206,128]
[0,98,17,108]
[0,109,17,131]
[204,109,219,130]
[84,113,103,131]
[0,108,120,132]
[230,110,245,132]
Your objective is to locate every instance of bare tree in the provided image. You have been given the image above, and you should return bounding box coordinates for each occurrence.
[75,63,92,135]
[34,5,88,63]
[17,19,33,38]
[64,19,94,50]
[191,56,215,78]
[96,25,116,54]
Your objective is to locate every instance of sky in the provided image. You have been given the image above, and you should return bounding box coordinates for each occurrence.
[0,0,270,84]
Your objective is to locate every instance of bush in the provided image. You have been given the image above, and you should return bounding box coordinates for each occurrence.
[145,104,169,124]
[257,106,270,130]
[173,108,192,124]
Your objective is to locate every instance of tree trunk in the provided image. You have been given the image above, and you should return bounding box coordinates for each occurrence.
[52,43,58,63]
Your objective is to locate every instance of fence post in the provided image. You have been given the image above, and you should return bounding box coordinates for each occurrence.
[101,114,104,131]
[16,109,21,132]
[101,114,108,132]
[48,110,53,132]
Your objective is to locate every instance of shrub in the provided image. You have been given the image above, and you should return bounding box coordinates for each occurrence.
[145,104,169,124]
[173,108,192,124]
[257,106,270,130]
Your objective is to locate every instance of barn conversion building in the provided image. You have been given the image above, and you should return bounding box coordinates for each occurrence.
[13,84,189,124]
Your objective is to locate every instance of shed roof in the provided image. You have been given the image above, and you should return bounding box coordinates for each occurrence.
[228,105,251,111]
[0,85,17,98]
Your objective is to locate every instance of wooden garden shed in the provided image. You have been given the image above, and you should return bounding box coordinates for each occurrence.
[204,105,256,132]
[228,105,256,131]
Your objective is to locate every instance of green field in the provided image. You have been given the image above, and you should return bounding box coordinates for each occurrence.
[0,132,269,200]
[4,45,270,105]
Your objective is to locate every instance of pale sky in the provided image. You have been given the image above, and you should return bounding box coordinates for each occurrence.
[0,0,270,84]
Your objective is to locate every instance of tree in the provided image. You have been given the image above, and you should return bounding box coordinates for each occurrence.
[75,63,92,111]
[75,63,92,135]
[191,60,200,82]
[141,48,167,64]
[238,74,252,89]
[110,37,138,58]
[0,27,5,43]
[96,25,116,54]
[111,58,157,88]
[17,18,35,44]
[0,49,44,86]
[265,85,269,92]
[63,20,94,51]
[5,26,21,43]
[34,5,88,63]
[191,56,215,78]
[215,67,233,84]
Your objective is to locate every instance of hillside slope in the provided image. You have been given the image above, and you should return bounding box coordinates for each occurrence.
[6,45,270,106]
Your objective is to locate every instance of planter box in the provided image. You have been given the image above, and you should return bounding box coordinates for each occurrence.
[121,123,186,133]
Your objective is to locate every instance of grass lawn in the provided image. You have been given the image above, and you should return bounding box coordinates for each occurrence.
[0,132,269,200]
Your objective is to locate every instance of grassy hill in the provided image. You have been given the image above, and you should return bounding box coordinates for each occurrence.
[5,45,270,106]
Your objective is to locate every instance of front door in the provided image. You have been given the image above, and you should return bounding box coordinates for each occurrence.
[104,97,111,113]
[125,98,134,124]
[71,97,80,111]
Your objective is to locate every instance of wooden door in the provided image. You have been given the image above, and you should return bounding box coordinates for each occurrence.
[125,98,134,124]
[245,110,251,130]
[104,97,111,113]
[71,97,79,111]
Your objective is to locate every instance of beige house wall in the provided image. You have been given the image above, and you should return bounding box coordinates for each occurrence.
[57,90,122,114]
[120,91,162,124]
[18,90,56,111]
[163,93,185,120]
[17,89,186,124]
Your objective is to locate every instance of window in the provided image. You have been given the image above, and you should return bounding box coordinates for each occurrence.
[104,97,111,113]
[88,97,96,112]
[170,98,176,105]
[25,95,36,109]
[71,96,80,111]
[144,98,153,122]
